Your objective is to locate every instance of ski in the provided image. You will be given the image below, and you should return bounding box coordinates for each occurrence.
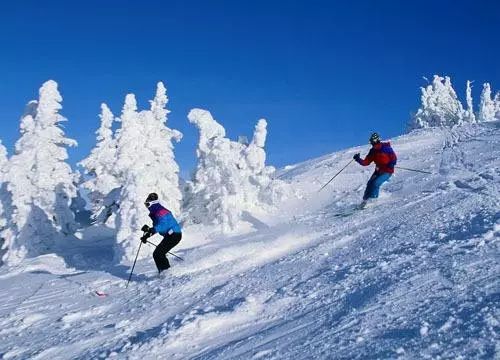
[333,204,367,217]
[333,210,357,218]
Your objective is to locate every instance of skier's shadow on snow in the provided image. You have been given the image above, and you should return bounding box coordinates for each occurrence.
[7,187,138,282]
[54,237,135,281]
[50,227,139,282]
[53,229,156,282]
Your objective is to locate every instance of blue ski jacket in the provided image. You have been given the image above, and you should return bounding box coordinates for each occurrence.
[148,203,182,235]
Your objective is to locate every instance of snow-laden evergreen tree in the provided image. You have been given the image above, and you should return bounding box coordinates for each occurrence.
[463,80,476,123]
[0,103,36,264]
[114,94,144,261]
[478,83,497,122]
[184,109,243,232]
[244,119,267,173]
[113,83,183,262]
[495,92,500,120]
[0,140,7,176]
[185,109,290,233]
[409,75,465,129]
[0,140,8,262]
[1,80,78,265]
[79,103,119,212]
[150,81,169,123]
[242,119,289,206]
[146,82,183,214]
[114,94,140,174]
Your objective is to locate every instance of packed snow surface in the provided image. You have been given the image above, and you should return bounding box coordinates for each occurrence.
[0,123,499,359]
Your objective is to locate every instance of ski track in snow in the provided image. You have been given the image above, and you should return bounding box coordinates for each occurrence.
[0,123,499,359]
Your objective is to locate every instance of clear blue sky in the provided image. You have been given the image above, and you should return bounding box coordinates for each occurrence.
[1,0,498,177]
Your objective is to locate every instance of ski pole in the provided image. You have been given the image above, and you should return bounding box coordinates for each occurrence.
[126,240,143,288]
[144,239,184,261]
[395,166,433,175]
[145,240,158,247]
[318,159,354,192]
[168,251,184,261]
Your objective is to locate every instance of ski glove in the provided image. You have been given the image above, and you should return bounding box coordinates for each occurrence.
[142,224,156,234]
[353,153,361,161]
[141,224,155,240]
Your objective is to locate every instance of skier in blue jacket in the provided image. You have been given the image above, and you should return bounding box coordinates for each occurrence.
[141,193,182,274]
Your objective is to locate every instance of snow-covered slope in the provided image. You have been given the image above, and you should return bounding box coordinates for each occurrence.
[0,123,499,359]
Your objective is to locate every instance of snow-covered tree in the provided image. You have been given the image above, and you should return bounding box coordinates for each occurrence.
[114,94,144,261]
[146,82,183,214]
[495,92,500,120]
[478,83,497,122]
[150,81,169,123]
[114,94,142,177]
[0,141,8,261]
[113,83,183,262]
[244,119,267,173]
[79,103,119,211]
[184,109,244,232]
[1,80,78,265]
[463,80,476,123]
[0,141,7,183]
[409,75,465,129]
[242,119,289,206]
[185,109,290,233]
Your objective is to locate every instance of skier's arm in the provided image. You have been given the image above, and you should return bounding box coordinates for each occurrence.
[147,214,160,234]
[355,149,375,166]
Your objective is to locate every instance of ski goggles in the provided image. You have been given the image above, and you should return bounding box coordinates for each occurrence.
[144,199,159,208]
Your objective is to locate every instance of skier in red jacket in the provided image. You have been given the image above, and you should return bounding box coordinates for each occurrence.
[353,133,397,207]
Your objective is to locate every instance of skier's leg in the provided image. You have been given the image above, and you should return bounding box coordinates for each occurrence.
[153,236,172,272]
[370,173,392,198]
[363,174,377,200]
[153,233,182,273]
[162,232,182,255]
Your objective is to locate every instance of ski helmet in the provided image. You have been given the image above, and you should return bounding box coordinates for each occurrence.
[369,132,381,145]
[144,193,159,207]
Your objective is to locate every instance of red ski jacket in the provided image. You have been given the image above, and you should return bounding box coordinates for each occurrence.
[356,142,397,174]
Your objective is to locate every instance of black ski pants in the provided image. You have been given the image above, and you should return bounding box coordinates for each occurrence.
[153,232,182,273]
